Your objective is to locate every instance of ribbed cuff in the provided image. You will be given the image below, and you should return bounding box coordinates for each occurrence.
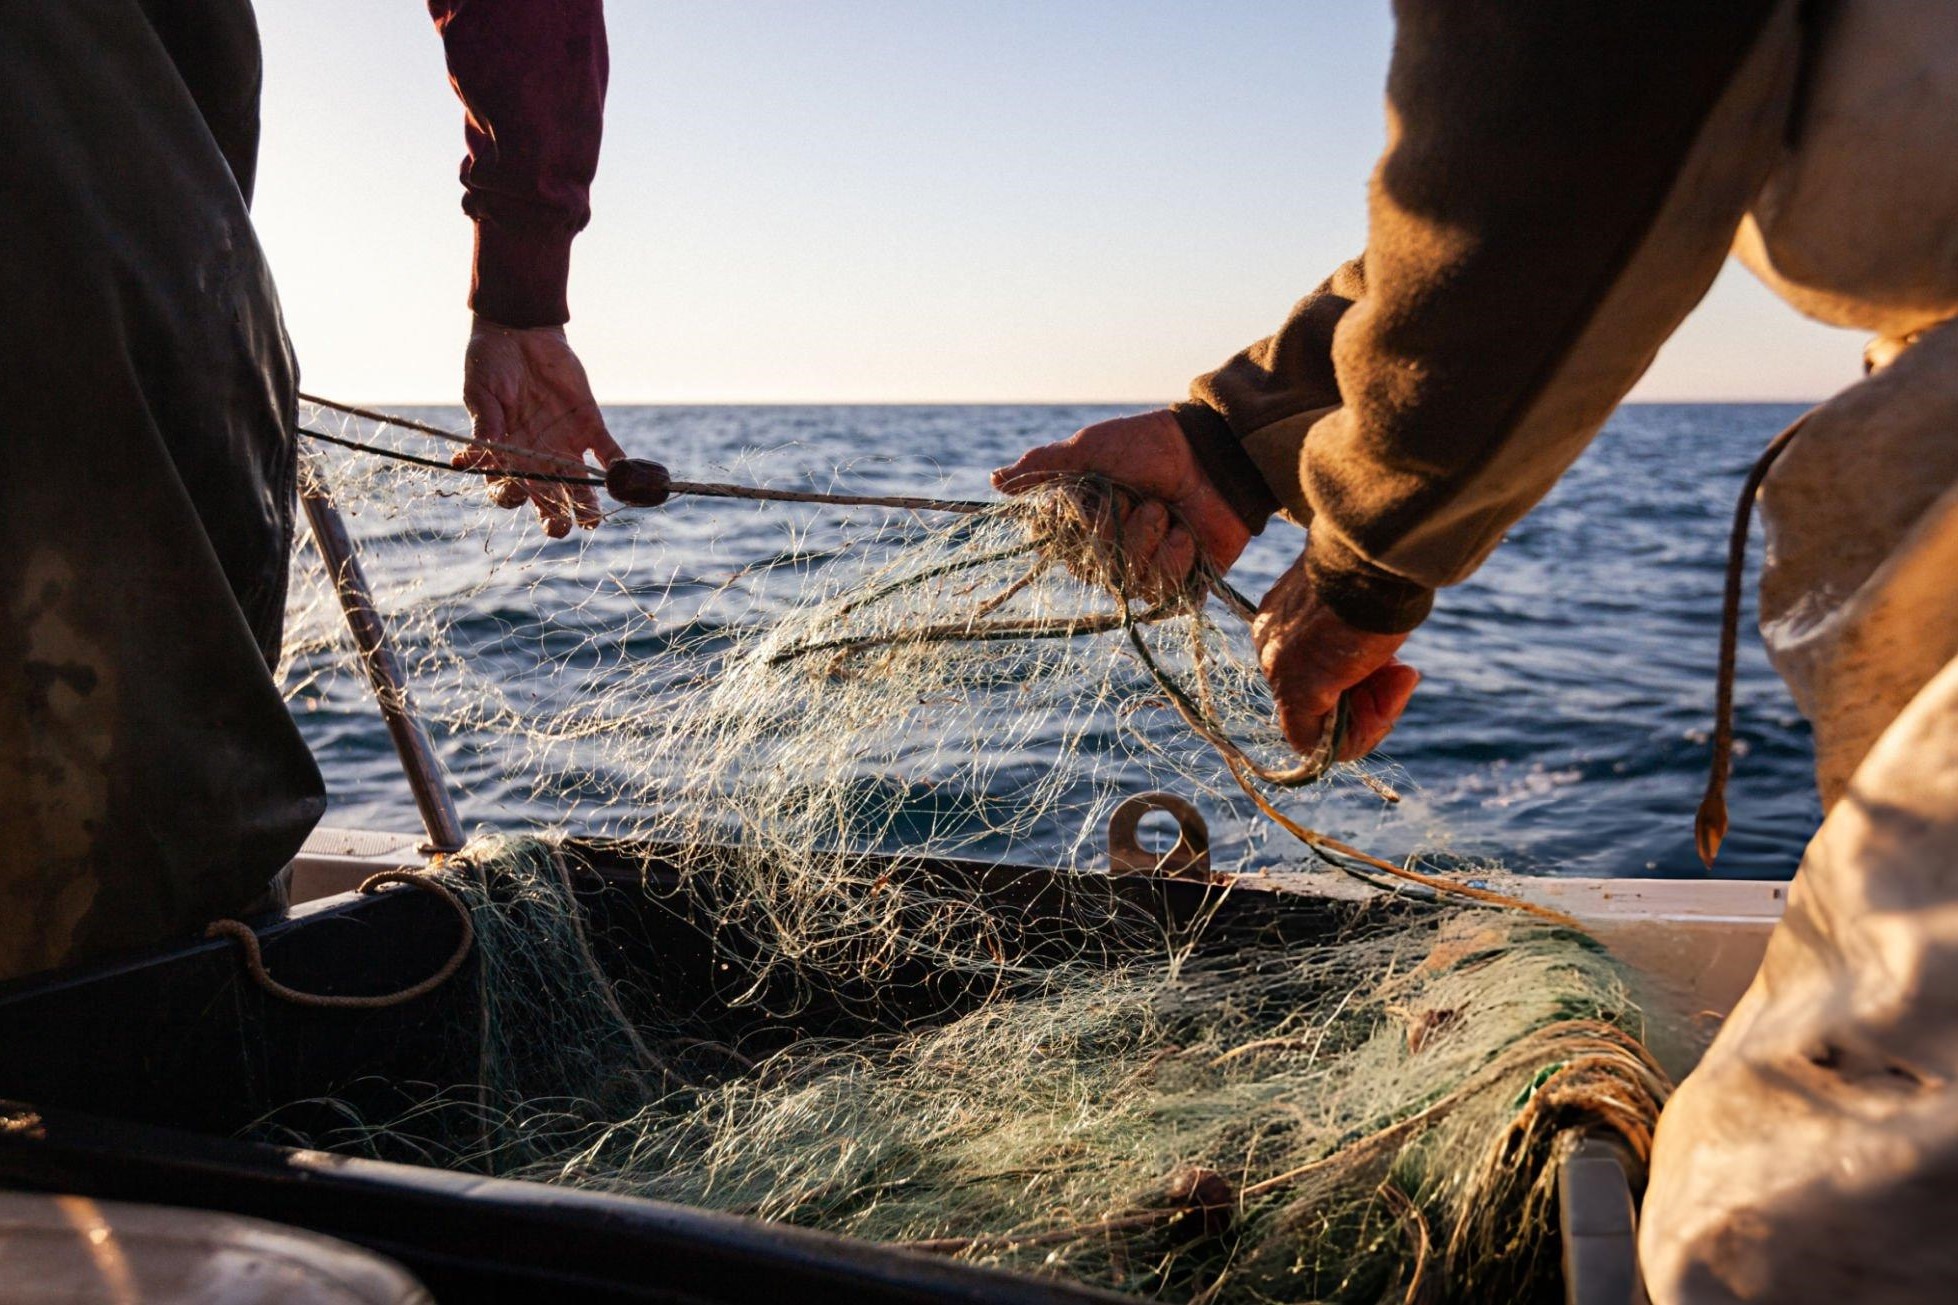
[1171,401,1279,535]
[470,219,574,329]
[1304,528,1435,634]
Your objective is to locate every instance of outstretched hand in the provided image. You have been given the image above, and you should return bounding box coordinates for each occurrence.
[1253,557,1421,761]
[457,319,625,537]
[990,410,1253,599]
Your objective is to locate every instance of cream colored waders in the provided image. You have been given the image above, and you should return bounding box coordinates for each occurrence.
[1641,321,1958,1302]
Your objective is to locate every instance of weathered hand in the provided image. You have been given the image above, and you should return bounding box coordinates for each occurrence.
[990,409,1252,597]
[1253,556,1420,760]
[457,319,625,537]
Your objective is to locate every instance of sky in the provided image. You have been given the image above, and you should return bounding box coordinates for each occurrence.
[254,1,1868,405]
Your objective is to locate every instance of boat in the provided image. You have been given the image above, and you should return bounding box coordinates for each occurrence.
[0,481,1791,1302]
[0,819,1786,1304]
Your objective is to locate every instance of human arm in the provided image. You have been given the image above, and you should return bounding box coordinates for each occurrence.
[428,0,618,534]
[1197,2,1797,640]
[1019,2,1803,756]
[1243,0,1799,753]
[989,260,1364,587]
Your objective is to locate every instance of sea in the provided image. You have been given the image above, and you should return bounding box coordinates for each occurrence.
[296,402,1820,883]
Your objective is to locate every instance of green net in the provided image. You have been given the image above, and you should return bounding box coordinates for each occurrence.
[267,407,1680,1301]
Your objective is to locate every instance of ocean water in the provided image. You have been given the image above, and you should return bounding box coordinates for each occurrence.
[296,402,1819,882]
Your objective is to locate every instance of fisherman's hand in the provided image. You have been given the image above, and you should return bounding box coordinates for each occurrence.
[990,410,1252,598]
[1254,557,1420,761]
[458,319,626,537]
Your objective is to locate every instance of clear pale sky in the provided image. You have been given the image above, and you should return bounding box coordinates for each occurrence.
[254,1,1867,404]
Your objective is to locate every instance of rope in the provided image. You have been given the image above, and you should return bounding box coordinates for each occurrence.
[298,393,988,515]
[1097,505,1555,918]
[302,426,604,489]
[1122,586,1348,789]
[1223,752,1585,929]
[1694,413,1808,868]
[204,869,475,1009]
[300,398,1327,794]
[299,392,594,474]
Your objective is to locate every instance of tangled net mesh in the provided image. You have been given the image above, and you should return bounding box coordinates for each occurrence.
[270,407,1679,1302]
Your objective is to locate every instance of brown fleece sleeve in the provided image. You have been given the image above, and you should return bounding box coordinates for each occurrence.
[1176,257,1367,532]
[1189,0,1803,632]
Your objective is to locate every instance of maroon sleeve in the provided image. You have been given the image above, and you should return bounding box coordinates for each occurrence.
[429,0,607,328]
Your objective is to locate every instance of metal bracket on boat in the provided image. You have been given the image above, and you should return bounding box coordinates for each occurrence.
[1107,792,1212,880]
[1558,1133,1648,1305]
[298,450,465,857]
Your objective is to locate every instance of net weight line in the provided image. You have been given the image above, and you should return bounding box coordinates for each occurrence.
[299,393,990,515]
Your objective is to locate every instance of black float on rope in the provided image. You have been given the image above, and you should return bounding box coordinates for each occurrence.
[604,458,674,507]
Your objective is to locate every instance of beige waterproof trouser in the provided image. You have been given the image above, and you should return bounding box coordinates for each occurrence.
[1641,319,1958,1301]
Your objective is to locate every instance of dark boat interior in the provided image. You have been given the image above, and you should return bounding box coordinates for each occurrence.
[0,841,1639,1303]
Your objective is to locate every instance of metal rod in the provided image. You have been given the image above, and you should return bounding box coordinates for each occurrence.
[298,451,466,855]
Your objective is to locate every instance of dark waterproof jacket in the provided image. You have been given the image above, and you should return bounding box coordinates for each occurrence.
[0,0,605,981]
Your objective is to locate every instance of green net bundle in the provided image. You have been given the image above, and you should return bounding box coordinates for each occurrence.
[269,409,1681,1302]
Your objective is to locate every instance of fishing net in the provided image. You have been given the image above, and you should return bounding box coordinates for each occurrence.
[269,404,1680,1301]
